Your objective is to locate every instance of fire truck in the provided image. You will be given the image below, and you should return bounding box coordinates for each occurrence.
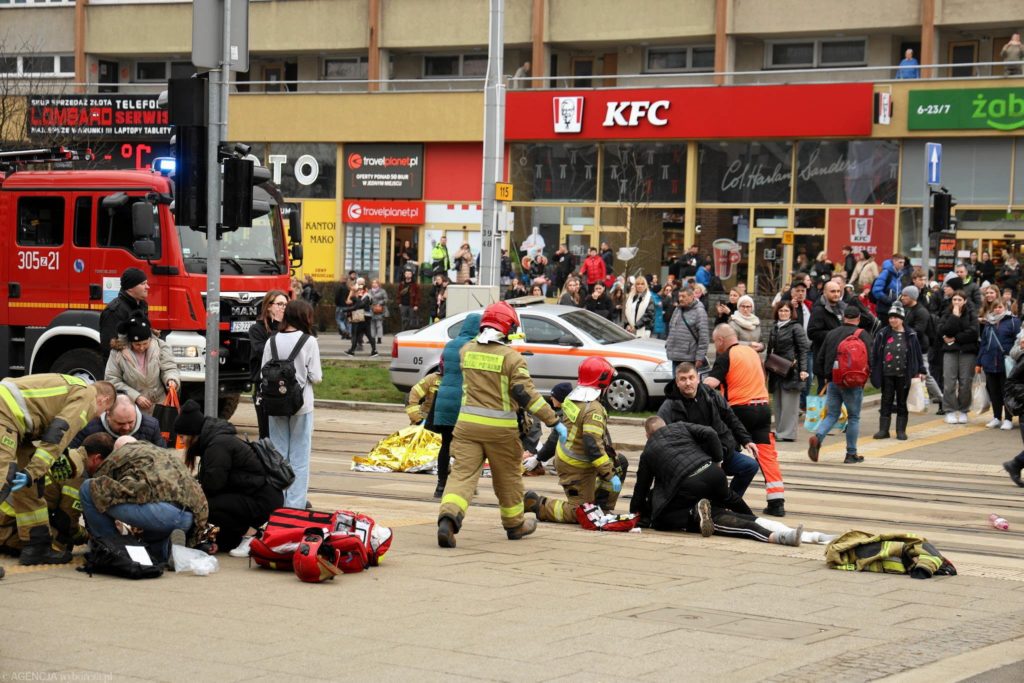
[0,147,300,416]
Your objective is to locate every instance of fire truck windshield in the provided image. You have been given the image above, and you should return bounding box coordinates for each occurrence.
[178,211,287,275]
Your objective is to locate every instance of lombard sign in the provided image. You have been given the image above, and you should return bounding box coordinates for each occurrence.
[343,143,423,199]
[508,83,874,140]
[908,88,1024,131]
[27,95,171,138]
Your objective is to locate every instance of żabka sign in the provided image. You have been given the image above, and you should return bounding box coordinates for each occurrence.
[507,84,874,141]
[342,199,425,225]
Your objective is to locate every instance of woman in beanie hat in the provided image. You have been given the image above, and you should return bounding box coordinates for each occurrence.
[104,314,179,414]
[99,267,150,362]
[176,400,284,556]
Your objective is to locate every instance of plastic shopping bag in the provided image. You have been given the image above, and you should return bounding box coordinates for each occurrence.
[804,393,826,432]
[906,378,928,414]
[971,373,991,414]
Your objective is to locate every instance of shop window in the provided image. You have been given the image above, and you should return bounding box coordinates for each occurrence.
[17,197,64,246]
[602,143,686,204]
[645,46,714,73]
[1015,139,1024,205]
[901,139,1011,205]
[344,224,380,280]
[694,208,749,288]
[766,38,866,69]
[698,141,792,204]
[511,205,560,264]
[266,142,336,200]
[510,143,597,203]
[796,140,898,205]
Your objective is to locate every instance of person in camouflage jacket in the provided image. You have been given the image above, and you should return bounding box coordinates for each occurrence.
[80,437,209,563]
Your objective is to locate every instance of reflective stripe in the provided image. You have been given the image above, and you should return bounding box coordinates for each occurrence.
[33,448,55,467]
[19,386,68,399]
[463,351,504,373]
[582,424,604,436]
[441,493,469,512]
[591,455,610,468]
[16,506,48,527]
[527,396,546,414]
[553,499,565,520]
[405,406,421,415]
[765,481,784,489]
[461,405,516,420]
[412,384,425,398]
[62,485,80,501]
[556,441,592,468]
[562,400,580,423]
[514,367,530,378]
[0,383,29,433]
[458,413,518,428]
[63,375,88,387]
[0,501,14,516]
[500,376,510,413]
[499,501,524,519]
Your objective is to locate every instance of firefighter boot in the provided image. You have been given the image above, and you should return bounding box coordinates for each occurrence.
[873,416,891,440]
[19,541,71,566]
[437,516,458,548]
[505,518,537,540]
[524,490,542,516]
[1003,459,1024,487]
[762,499,786,517]
[895,416,909,441]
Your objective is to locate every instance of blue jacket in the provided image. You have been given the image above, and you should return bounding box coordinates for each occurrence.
[432,313,482,427]
[871,259,902,317]
[978,315,1021,374]
[870,325,923,388]
[651,292,665,336]
[696,266,711,287]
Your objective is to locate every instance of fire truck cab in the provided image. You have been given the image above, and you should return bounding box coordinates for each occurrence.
[0,148,296,416]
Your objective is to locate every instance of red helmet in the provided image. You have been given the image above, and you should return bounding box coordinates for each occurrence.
[480,301,520,336]
[578,356,616,389]
[293,528,342,583]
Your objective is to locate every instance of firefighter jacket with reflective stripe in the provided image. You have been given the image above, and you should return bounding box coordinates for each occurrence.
[0,374,97,481]
[407,372,441,424]
[538,399,614,479]
[824,531,955,578]
[89,440,210,546]
[457,340,557,430]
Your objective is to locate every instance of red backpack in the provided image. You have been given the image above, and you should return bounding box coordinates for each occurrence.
[249,508,386,574]
[575,502,639,532]
[832,328,869,388]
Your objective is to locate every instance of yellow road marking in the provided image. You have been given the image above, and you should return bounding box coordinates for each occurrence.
[816,417,986,459]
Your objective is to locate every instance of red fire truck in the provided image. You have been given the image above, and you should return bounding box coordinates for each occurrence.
[0,148,299,416]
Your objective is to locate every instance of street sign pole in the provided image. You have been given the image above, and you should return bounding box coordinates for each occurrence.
[921,142,942,278]
[477,0,505,288]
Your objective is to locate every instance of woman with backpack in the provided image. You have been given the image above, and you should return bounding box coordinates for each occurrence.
[249,289,288,439]
[261,299,322,509]
[977,299,1020,430]
[939,290,979,424]
[175,399,284,556]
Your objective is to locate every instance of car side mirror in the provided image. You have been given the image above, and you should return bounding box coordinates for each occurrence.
[557,334,582,347]
[133,239,157,259]
[131,201,156,239]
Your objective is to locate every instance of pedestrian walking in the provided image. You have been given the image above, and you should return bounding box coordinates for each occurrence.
[765,301,809,442]
[397,270,420,331]
[666,285,709,372]
[729,295,764,355]
[977,299,1020,430]
[939,290,978,424]
[870,303,925,441]
[368,279,389,345]
[344,284,377,357]
[334,271,356,340]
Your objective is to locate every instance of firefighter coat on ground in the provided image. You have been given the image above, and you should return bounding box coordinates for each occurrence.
[532,395,620,523]
[0,374,97,544]
[406,372,441,425]
[439,339,558,531]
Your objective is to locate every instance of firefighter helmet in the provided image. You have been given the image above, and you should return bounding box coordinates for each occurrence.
[479,301,520,336]
[292,528,342,583]
[578,356,616,389]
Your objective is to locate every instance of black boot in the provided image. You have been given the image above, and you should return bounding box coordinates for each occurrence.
[1004,460,1024,487]
[895,415,909,441]
[437,517,457,548]
[433,475,447,499]
[19,543,71,566]
[762,499,785,517]
[873,416,891,439]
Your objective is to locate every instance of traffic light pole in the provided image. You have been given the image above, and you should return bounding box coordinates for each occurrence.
[921,166,931,279]
[477,0,505,288]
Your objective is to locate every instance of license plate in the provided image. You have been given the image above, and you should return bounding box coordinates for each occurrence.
[230,320,255,333]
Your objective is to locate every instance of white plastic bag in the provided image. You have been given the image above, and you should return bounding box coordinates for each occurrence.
[171,543,220,576]
[971,373,991,415]
[906,378,927,414]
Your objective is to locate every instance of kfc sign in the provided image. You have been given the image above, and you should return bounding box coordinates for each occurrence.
[343,199,424,224]
[343,143,423,199]
[826,207,895,264]
[553,97,584,133]
[602,100,670,127]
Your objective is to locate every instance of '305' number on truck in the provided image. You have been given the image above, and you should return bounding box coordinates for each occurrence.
[17,250,59,270]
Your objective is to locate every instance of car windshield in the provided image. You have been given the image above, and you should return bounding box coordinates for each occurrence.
[559,309,635,344]
[178,208,286,275]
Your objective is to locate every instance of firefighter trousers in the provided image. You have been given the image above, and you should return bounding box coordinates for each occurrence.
[535,454,628,523]
[439,422,526,531]
[0,419,52,546]
[0,475,81,551]
[732,404,785,503]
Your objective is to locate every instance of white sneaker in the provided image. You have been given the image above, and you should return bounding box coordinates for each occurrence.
[1002,420,1014,431]
[957,412,968,424]
[986,418,1002,428]
[945,413,957,425]
[229,536,254,558]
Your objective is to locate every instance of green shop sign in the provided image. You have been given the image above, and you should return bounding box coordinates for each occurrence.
[908,88,1024,131]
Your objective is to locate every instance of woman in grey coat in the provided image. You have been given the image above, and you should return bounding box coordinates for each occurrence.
[368,278,389,345]
[105,314,181,414]
[765,301,809,441]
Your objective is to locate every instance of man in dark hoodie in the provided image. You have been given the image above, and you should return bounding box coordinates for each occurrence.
[99,267,150,361]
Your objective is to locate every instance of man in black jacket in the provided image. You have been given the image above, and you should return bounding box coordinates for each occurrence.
[808,279,875,388]
[657,363,759,497]
[99,267,149,362]
[630,418,802,545]
[69,394,166,449]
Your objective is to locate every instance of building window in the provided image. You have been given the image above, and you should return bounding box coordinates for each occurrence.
[323,56,368,80]
[17,197,65,247]
[645,45,715,73]
[766,38,866,69]
[134,60,193,82]
[423,54,487,78]
[0,0,74,5]
[0,54,74,77]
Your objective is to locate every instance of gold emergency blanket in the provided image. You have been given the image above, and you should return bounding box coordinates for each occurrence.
[352,425,440,473]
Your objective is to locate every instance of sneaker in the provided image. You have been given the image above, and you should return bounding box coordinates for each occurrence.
[344,351,355,357]
[369,351,380,358]
[945,413,957,425]
[843,453,864,464]
[1001,420,1014,431]
[229,536,254,558]
[696,499,714,537]
[957,411,968,424]
[986,418,1002,429]
[807,435,821,462]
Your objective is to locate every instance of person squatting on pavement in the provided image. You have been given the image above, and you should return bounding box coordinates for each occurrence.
[437,302,566,547]
[79,436,209,566]
[523,357,629,524]
[630,417,804,546]
[704,324,787,517]
[0,375,115,565]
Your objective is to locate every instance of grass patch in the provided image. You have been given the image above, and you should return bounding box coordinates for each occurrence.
[314,360,405,404]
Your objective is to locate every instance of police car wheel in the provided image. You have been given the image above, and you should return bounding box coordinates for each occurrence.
[605,371,647,413]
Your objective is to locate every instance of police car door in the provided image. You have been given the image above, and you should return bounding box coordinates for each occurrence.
[518,314,581,394]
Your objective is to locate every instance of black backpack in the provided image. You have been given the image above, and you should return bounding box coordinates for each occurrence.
[247,436,296,491]
[260,333,310,417]
[77,535,165,579]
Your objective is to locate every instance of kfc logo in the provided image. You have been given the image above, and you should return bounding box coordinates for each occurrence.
[850,208,874,245]
[553,97,584,134]
[347,202,363,220]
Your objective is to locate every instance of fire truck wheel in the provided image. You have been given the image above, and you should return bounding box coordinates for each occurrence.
[218,395,240,420]
[49,349,105,384]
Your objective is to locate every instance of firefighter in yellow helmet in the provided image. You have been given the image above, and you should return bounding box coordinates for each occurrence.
[437,301,566,547]
[0,374,115,565]
[524,356,628,523]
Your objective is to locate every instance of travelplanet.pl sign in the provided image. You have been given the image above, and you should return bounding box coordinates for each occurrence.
[342,199,424,225]
[908,88,1024,131]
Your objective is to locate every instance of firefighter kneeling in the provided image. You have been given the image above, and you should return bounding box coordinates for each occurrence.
[524,357,628,524]
[437,302,566,547]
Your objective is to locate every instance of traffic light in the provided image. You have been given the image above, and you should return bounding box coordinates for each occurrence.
[168,78,208,229]
[221,157,272,230]
[931,190,956,233]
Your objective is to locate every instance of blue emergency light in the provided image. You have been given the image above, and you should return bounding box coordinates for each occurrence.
[153,157,176,176]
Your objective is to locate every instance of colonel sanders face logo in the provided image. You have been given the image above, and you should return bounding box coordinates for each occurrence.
[553,97,583,134]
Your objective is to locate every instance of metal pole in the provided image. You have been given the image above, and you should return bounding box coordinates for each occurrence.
[921,155,931,278]
[478,0,505,288]
[203,0,231,417]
